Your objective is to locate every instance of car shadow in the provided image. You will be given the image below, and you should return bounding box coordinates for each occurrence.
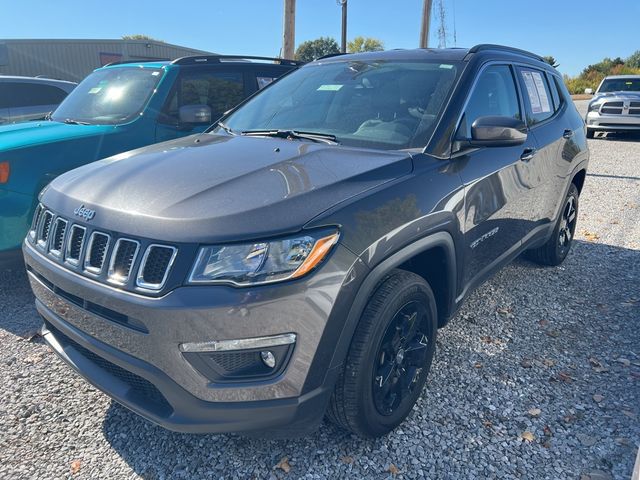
[0,263,41,338]
[100,239,640,479]
[593,130,640,142]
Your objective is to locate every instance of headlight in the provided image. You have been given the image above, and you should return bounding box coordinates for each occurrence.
[188,230,340,286]
[588,102,602,112]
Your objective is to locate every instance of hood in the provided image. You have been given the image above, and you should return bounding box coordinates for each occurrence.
[593,91,640,102]
[42,134,413,243]
[0,121,115,152]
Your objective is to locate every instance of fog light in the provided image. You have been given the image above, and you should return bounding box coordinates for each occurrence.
[261,351,276,368]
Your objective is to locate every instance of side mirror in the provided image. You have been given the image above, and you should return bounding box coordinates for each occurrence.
[179,104,212,124]
[469,116,527,147]
[584,88,593,95]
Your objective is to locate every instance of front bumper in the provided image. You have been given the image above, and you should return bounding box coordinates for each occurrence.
[24,240,364,433]
[585,112,640,130]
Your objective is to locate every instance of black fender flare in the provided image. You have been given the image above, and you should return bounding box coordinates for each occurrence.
[328,231,457,371]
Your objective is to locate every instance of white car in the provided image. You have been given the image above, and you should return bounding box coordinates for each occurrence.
[585,75,640,138]
[0,75,76,124]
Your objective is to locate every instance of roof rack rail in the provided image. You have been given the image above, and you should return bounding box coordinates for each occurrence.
[104,58,169,67]
[317,52,348,60]
[467,44,544,62]
[171,55,303,66]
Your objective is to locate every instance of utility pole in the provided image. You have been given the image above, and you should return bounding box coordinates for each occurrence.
[338,0,347,53]
[282,0,296,60]
[419,0,432,48]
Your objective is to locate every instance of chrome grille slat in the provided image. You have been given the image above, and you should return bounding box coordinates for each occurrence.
[136,245,177,290]
[29,204,44,241]
[65,225,86,266]
[83,232,110,274]
[49,218,68,257]
[36,211,54,249]
[108,239,140,285]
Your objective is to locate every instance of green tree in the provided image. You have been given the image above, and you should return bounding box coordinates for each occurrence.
[295,37,340,62]
[626,50,640,69]
[347,36,384,53]
[122,34,163,42]
[542,55,559,68]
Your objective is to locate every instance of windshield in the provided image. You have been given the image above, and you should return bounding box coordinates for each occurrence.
[51,67,163,125]
[598,78,640,93]
[218,60,460,150]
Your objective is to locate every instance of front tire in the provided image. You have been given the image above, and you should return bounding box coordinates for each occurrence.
[526,183,580,266]
[327,270,437,437]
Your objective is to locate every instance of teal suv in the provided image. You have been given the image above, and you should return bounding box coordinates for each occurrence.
[0,55,299,264]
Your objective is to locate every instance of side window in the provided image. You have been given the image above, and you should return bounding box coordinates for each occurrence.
[518,68,554,125]
[458,65,521,138]
[2,82,67,108]
[161,70,245,123]
[546,73,562,112]
[256,75,277,90]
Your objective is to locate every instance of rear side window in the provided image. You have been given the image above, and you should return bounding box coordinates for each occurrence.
[518,68,554,125]
[546,73,562,112]
[1,82,68,108]
[458,65,521,138]
[162,70,245,123]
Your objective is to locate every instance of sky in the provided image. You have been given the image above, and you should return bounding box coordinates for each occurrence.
[1,0,639,77]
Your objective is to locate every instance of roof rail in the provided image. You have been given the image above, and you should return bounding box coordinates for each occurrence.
[104,58,169,67]
[467,44,544,62]
[171,55,303,66]
[317,52,348,60]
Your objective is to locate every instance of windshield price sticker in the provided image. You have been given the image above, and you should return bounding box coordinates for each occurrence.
[317,84,343,91]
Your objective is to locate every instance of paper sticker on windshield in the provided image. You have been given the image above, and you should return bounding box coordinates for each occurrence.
[439,64,454,69]
[88,87,102,94]
[521,70,551,114]
[317,84,343,91]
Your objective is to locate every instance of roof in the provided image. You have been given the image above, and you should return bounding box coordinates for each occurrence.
[603,75,640,79]
[0,74,77,85]
[314,44,545,65]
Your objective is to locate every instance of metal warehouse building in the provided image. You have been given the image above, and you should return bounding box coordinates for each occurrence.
[0,39,213,83]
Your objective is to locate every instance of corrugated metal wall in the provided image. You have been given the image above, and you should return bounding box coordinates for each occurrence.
[0,39,212,83]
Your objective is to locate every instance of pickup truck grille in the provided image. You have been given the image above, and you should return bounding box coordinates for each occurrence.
[600,100,640,116]
[28,204,178,294]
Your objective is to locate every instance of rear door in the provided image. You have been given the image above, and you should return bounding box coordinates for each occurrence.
[155,67,246,142]
[454,64,539,290]
[0,82,9,124]
[514,66,568,229]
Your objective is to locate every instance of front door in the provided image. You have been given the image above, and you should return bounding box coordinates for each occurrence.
[155,69,246,142]
[454,64,539,290]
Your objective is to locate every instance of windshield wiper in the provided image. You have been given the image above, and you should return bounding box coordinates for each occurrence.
[62,118,91,125]
[215,121,238,136]
[241,129,339,144]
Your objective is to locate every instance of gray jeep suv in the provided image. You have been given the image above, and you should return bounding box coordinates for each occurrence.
[24,44,589,437]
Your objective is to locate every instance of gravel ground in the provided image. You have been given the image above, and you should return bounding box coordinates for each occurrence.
[1,100,638,479]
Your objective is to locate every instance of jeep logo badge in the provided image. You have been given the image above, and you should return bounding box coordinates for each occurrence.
[73,204,95,221]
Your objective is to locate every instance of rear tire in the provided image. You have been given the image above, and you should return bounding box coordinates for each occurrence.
[526,183,579,266]
[586,128,595,139]
[327,269,437,437]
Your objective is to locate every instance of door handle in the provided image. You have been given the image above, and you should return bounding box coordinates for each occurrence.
[563,129,574,139]
[520,148,536,162]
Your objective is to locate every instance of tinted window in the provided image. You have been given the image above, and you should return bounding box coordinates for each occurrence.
[51,67,163,125]
[546,73,562,111]
[518,68,554,125]
[221,60,460,150]
[162,70,244,123]
[459,65,521,138]
[598,78,640,93]
[1,82,68,108]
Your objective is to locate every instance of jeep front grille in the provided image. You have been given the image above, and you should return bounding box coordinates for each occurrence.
[27,204,177,294]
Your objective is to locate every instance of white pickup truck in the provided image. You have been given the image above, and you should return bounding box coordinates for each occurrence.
[585,75,640,138]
